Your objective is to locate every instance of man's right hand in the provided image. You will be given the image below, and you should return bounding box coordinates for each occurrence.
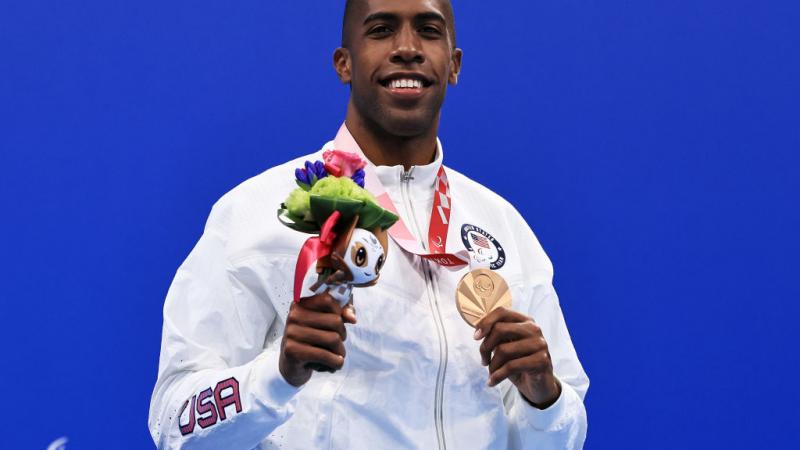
[279,292,357,387]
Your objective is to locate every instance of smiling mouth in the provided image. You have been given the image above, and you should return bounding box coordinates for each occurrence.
[383,79,425,89]
[379,78,432,100]
[379,75,433,90]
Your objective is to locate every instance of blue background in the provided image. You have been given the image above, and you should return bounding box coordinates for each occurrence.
[1,1,798,448]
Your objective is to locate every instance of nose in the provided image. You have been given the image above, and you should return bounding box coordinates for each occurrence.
[390,25,425,65]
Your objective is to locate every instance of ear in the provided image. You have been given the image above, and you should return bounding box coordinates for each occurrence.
[333,215,360,258]
[333,47,352,84]
[448,48,463,85]
[372,228,390,257]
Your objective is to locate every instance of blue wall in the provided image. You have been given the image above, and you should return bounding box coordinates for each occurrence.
[1,1,798,448]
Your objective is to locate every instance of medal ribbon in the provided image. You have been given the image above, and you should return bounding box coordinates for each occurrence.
[330,124,470,269]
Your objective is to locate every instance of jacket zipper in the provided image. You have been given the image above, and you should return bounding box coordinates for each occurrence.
[401,168,448,450]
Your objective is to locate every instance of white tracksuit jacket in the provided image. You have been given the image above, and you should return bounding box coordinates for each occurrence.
[148,134,589,449]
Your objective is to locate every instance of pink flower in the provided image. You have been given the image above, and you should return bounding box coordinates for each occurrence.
[322,149,366,178]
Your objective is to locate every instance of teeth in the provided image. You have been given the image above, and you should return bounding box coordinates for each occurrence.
[390,79,423,89]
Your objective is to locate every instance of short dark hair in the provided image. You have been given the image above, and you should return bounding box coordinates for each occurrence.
[341,0,457,48]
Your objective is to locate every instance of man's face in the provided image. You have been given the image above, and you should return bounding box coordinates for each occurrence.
[335,0,462,137]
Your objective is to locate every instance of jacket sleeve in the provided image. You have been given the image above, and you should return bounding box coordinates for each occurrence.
[148,201,301,449]
[501,208,589,449]
[503,284,589,449]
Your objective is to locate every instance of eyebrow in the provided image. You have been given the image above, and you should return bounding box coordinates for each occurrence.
[363,11,446,25]
[415,12,447,24]
[363,12,397,25]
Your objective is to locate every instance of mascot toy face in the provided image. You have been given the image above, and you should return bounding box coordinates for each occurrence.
[344,228,386,285]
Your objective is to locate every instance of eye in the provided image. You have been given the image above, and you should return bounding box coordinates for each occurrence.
[419,25,443,36]
[375,254,385,272]
[368,25,393,36]
[352,243,368,267]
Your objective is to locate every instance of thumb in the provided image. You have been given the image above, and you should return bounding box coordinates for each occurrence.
[342,302,357,324]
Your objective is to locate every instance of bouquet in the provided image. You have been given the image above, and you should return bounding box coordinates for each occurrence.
[278,150,399,306]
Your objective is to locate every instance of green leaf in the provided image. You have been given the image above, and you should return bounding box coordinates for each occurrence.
[277,208,320,234]
[358,201,399,230]
[309,195,364,226]
[283,195,399,233]
[375,209,400,230]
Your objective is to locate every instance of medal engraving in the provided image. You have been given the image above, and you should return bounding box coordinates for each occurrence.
[473,274,495,296]
[456,268,511,327]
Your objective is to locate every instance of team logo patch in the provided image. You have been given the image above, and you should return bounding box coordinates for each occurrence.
[461,224,506,270]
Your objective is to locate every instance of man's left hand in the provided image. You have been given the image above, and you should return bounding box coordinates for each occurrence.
[474,307,562,409]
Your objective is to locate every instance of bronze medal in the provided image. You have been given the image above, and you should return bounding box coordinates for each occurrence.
[455,268,512,327]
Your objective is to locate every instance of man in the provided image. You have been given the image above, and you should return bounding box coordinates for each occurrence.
[148,0,589,448]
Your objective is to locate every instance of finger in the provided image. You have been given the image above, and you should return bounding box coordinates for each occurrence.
[488,338,544,373]
[290,309,347,341]
[479,322,542,365]
[286,325,346,357]
[342,303,357,325]
[473,306,529,340]
[487,352,549,387]
[297,292,342,315]
[306,362,336,373]
[282,340,345,371]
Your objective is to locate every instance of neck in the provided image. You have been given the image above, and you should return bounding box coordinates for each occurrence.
[344,101,439,171]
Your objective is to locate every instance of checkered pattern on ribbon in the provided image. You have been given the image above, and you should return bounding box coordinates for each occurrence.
[429,169,451,253]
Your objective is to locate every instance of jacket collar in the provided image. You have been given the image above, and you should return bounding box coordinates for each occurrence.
[333,123,443,200]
